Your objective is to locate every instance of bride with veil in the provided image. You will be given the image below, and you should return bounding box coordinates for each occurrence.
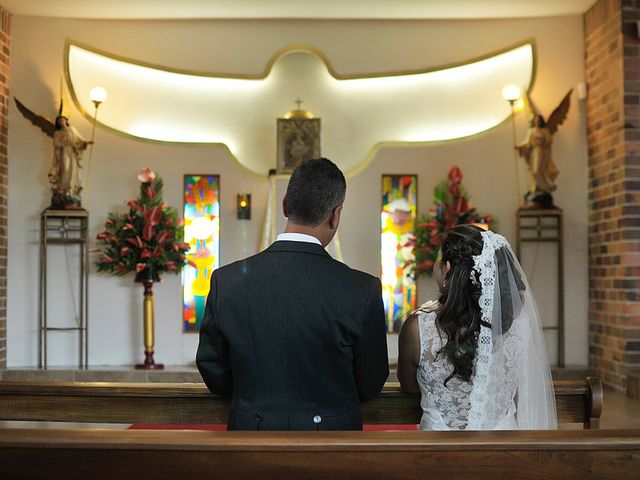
[398,224,556,430]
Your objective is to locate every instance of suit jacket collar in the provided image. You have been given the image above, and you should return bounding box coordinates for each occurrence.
[267,240,331,258]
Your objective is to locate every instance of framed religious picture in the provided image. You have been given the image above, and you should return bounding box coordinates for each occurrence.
[277,117,321,173]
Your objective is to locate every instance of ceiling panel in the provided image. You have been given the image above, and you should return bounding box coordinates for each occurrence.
[2,0,597,20]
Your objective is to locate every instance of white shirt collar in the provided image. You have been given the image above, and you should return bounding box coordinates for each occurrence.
[276,232,322,246]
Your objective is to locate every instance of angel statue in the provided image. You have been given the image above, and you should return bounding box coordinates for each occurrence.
[515,89,572,209]
[15,97,92,209]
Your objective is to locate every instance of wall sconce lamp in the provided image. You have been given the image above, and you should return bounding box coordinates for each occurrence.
[237,194,251,220]
[502,83,523,205]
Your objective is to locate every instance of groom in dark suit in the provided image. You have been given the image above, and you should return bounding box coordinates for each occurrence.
[197,158,388,430]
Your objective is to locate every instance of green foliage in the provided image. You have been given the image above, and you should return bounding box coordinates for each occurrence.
[433,181,449,205]
[94,170,190,279]
[413,166,495,278]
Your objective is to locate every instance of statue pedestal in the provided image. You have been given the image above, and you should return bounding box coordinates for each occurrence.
[39,209,89,369]
[516,208,564,367]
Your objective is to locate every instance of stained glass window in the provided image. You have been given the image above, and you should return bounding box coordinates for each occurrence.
[183,175,220,332]
[381,175,417,333]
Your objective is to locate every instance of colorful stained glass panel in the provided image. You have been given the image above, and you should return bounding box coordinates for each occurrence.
[381,175,417,333]
[183,175,220,332]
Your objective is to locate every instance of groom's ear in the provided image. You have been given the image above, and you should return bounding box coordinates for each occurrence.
[282,196,289,218]
[328,205,343,230]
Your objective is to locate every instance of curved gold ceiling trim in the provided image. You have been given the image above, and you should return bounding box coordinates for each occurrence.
[66,37,536,81]
[64,38,537,178]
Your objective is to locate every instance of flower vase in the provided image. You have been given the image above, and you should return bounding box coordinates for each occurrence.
[134,269,164,370]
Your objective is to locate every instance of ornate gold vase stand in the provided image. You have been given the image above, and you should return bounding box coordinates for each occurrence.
[135,271,164,370]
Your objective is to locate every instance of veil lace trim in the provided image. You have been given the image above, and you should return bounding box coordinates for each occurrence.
[467,231,508,429]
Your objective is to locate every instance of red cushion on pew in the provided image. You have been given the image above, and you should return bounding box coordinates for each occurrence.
[127,424,418,431]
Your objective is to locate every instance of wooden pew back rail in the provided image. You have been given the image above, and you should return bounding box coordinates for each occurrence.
[0,428,638,480]
[0,378,603,428]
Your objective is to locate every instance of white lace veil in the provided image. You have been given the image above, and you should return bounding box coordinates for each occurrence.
[467,230,557,430]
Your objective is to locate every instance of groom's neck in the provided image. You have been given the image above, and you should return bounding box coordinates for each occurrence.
[284,222,326,246]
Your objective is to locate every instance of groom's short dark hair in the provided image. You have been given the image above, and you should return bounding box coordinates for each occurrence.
[285,158,346,227]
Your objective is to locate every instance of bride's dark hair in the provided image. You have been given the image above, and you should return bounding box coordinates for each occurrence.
[434,224,485,385]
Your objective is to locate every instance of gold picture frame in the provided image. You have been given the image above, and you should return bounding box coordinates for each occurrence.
[276,118,321,173]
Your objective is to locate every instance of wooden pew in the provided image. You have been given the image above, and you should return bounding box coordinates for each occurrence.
[0,428,638,479]
[0,378,602,428]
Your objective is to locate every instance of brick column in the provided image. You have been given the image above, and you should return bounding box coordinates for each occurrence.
[0,6,9,368]
[586,0,640,391]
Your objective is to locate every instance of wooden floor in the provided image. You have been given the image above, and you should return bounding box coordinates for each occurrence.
[601,388,640,429]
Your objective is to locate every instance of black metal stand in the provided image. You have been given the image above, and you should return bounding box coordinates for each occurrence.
[39,209,89,369]
[516,208,564,367]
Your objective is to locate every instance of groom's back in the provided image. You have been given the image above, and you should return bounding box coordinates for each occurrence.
[199,240,388,430]
[196,158,388,430]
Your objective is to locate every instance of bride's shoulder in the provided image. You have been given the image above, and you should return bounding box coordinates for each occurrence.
[411,301,439,332]
[400,301,439,340]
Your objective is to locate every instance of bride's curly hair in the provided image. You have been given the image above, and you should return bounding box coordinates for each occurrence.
[434,224,486,385]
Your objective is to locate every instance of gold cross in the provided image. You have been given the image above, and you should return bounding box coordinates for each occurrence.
[294,98,303,109]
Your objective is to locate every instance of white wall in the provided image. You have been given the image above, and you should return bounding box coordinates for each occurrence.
[8,15,589,367]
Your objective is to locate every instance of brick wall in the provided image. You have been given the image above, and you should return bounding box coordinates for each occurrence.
[0,6,9,368]
[586,0,640,390]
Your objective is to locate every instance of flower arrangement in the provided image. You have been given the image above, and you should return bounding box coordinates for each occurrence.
[94,168,191,279]
[413,166,495,277]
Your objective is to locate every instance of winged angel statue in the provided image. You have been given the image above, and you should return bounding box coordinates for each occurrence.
[15,98,92,209]
[516,90,572,209]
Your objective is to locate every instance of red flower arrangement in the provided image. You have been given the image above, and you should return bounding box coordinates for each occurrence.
[413,166,495,277]
[94,168,192,279]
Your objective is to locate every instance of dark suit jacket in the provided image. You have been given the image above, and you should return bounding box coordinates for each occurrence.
[196,240,389,430]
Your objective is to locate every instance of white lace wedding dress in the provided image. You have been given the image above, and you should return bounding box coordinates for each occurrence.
[417,309,524,430]
[415,230,557,431]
